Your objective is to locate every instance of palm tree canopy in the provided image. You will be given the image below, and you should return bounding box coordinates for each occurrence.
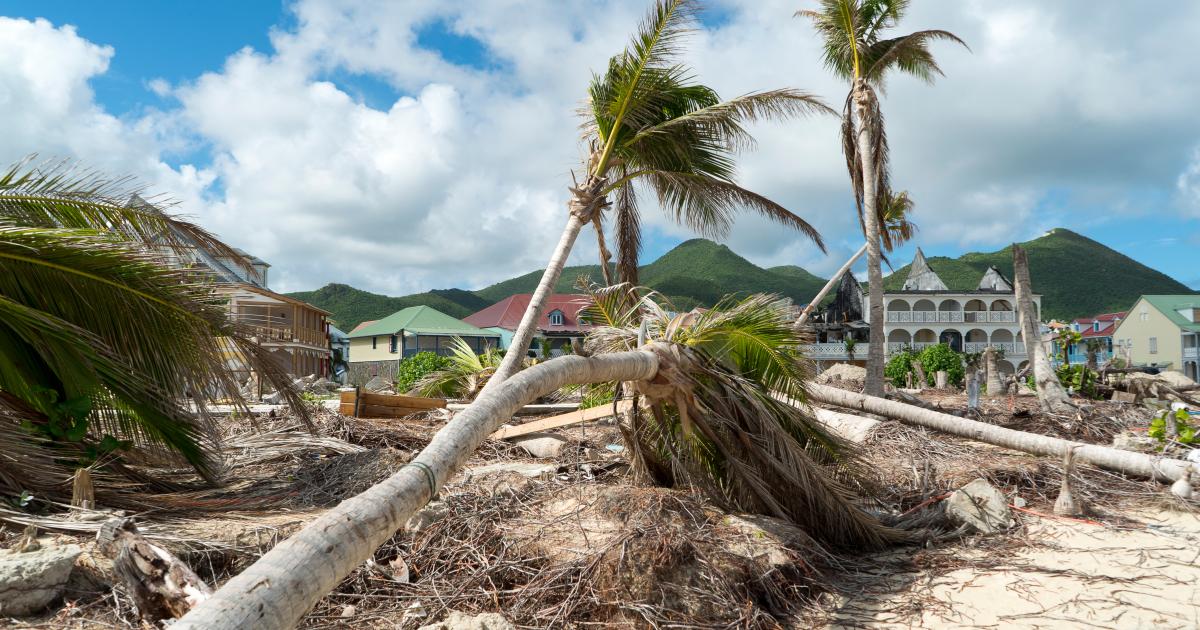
[798,0,966,86]
[586,0,833,283]
[0,159,307,487]
[879,189,916,252]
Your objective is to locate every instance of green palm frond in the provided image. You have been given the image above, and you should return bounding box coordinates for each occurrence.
[0,160,309,495]
[410,337,503,399]
[879,189,916,252]
[581,0,830,285]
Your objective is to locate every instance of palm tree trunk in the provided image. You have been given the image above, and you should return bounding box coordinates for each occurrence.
[795,242,868,327]
[806,383,1192,482]
[479,214,587,396]
[1012,244,1072,412]
[984,347,1002,397]
[175,351,658,630]
[853,84,885,396]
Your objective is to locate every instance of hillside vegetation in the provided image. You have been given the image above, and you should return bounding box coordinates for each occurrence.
[288,230,1192,330]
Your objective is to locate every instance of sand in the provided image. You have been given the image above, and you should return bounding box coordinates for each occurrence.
[826,507,1200,629]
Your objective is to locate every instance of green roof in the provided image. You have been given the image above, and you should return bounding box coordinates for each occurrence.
[1141,295,1200,332]
[348,305,496,338]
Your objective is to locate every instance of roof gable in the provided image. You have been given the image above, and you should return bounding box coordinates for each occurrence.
[465,294,593,332]
[901,248,949,291]
[1140,295,1200,332]
[349,305,494,338]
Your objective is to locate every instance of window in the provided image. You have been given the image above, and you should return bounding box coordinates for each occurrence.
[372,336,377,350]
[390,335,398,353]
[548,310,564,326]
[1093,322,1100,332]
[1149,337,1158,354]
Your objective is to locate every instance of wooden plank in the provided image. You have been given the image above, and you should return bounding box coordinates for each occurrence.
[358,392,446,410]
[447,402,579,415]
[490,399,632,440]
[338,403,356,415]
[339,390,357,404]
[357,403,432,418]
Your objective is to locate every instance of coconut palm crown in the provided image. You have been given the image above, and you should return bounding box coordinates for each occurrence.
[586,0,831,285]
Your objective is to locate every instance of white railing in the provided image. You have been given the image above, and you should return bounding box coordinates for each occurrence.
[887,342,936,354]
[798,343,851,358]
[886,311,1016,324]
[963,342,1026,356]
[1185,347,1199,360]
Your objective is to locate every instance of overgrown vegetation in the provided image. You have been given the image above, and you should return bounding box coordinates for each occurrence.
[410,338,503,399]
[884,343,964,387]
[395,352,450,393]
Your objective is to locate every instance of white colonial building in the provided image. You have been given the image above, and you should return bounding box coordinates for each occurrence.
[802,248,1041,376]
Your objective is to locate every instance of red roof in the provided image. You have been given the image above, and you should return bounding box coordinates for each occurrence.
[465,294,594,333]
[349,319,378,334]
[1073,312,1126,339]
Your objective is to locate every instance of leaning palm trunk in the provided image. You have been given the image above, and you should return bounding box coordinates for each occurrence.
[807,383,1192,482]
[480,177,608,396]
[854,83,886,396]
[176,351,658,630]
[795,242,868,327]
[1013,244,1071,412]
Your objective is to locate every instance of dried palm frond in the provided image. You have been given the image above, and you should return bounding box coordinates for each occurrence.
[583,284,907,548]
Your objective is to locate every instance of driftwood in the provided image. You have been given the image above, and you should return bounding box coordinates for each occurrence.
[98,519,212,623]
[808,382,1192,482]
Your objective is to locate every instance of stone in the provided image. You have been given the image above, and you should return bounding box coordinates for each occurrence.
[405,501,449,533]
[363,375,390,392]
[417,610,516,630]
[945,478,1014,534]
[511,433,569,458]
[815,363,867,385]
[467,462,557,479]
[1110,390,1136,403]
[1111,431,1158,452]
[0,543,82,616]
[720,515,812,568]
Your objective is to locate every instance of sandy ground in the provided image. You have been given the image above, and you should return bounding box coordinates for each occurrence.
[825,508,1200,629]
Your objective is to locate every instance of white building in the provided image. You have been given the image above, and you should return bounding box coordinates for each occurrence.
[802,249,1042,376]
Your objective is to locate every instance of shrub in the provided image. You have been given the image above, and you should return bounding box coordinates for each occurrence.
[395,352,450,393]
[884,348,920,387]
[919,343,964,387]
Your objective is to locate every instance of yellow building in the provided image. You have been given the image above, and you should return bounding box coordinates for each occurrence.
[1111,295,1200,382]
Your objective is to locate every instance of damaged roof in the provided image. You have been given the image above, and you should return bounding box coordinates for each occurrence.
[900,248,949,291]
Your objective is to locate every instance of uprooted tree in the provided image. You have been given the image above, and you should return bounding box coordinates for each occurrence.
[1012,243,1073,412]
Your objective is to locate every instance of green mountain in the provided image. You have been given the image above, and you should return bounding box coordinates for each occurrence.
[473,239,827,311]
[882,228,1193,321]
[287,284,488,330]
[287,229,1193,330]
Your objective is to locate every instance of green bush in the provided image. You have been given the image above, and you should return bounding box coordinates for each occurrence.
[884,348,920,387]
[919,343,964,388]
[395,352,450,393]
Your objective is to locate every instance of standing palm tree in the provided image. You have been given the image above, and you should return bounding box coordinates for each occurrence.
[0,159,306,497]
[481,0,831,396]
[795,189,916,326]
[799,0,966,395]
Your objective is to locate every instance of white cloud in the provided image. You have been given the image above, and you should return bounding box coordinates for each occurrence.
[2,1,1199,295]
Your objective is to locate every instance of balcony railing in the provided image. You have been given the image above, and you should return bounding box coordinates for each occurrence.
[244,325,326,347]
[886,311,1016,324]
[1065,350,1112,365]
[1184,347,1198,360]
[798,343,853,358]
[963,342,1026,356]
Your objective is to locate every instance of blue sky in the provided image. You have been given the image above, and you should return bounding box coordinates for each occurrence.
[1,1,1198,296]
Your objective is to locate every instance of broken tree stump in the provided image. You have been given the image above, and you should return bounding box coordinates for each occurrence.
[97,519,212,624]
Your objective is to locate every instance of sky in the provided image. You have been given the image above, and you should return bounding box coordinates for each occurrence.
[2,0,1199,296]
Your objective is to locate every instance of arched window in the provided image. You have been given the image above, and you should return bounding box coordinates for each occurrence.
[548,310,564,326]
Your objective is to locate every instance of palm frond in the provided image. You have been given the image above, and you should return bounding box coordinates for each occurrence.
[0,158,248,266]
[410,337,502,399]
[879,189,916,252]
[862,30,969,84]
[645,170,827,251]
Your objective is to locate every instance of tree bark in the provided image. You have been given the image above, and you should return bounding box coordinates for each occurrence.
[1012,244,1072,412]
[853,82,885,397]
[794,242,868,327]
[175,351,658,630]
[984,347,1002,398]
[807,382,1192,482]
[479,213,587,396]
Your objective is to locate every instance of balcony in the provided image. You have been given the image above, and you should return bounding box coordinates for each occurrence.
[1184,346,1198,360]
[798,343,852,359]
[963,342,1026,356]
[242,324,326,347]
[1065,349,1112,365]
[886,311,1017,324]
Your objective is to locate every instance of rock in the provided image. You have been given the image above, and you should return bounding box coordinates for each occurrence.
[0,543,82,616]
[417,610,516,630]
[405,501,449,533]
[363,376,390,392]
[1110,390,1136,403]
[945,478,1014,534]
[720,514,813,567]
[511,433,569,458]
[816,363,866,385]
[261,391,284,404]
[341,604,357,618]
[1111,431,1158,452]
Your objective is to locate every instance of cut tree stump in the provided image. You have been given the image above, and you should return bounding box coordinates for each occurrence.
[97,519,212,623]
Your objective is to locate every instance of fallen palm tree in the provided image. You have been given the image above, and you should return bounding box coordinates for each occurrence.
[806,382,1193,483]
